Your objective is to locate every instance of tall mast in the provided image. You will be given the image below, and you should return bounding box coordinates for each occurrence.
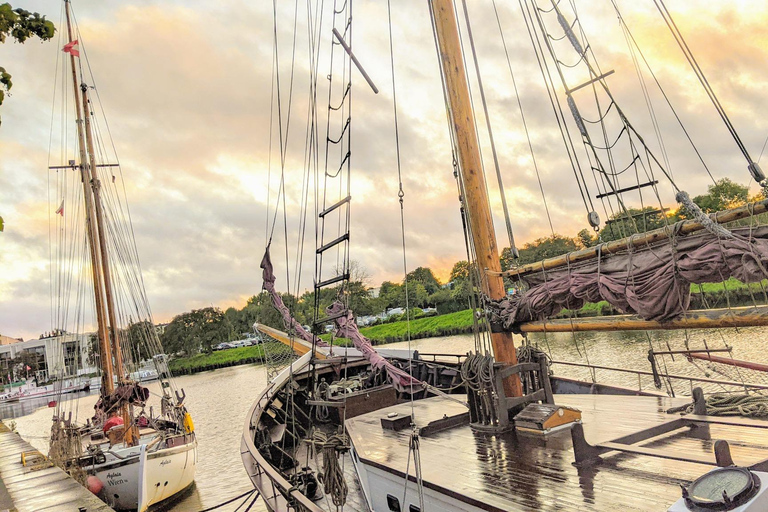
[64,0,116,394]
[430,0,521,396]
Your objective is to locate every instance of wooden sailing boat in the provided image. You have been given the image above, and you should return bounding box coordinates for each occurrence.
[242,1,768,511]
[47,2,197,510]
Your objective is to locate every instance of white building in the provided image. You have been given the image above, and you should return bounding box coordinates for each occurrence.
[0,332,97,383]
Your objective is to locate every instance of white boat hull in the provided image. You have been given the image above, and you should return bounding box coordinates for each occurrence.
[91,435,197,511]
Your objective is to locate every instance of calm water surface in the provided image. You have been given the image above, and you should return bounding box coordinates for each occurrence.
[7,327,768,511]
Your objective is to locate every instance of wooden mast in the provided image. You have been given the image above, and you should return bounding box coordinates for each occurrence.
[64,0,115,394]
[65,1,135,444]
[430,0,522,397]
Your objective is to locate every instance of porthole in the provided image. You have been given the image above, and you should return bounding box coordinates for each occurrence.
[386,494,401,512]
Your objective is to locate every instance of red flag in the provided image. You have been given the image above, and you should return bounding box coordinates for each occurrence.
[63,40,80,57]
[55,200,64,217]
[25,365,31,371]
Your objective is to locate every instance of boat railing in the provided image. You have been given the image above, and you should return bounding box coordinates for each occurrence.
[241,353,324,512]
[551,360,768,393]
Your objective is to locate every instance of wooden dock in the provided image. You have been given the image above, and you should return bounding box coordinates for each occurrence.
[0,420,113,512]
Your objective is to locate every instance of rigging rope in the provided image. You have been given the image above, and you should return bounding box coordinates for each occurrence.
[461,0,520,251]
[652,0,760,180]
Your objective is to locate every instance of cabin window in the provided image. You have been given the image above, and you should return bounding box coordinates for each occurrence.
[409,506,421,512]
[386,494,401,512]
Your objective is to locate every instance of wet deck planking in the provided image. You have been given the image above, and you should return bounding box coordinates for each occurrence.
[0,420,114,512]
[346,394,768,511]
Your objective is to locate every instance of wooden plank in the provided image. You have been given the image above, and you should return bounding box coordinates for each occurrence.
[518,305,768,332]
[597,441,715,465]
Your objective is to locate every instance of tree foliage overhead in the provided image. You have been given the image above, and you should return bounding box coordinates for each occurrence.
[0,3,55,125]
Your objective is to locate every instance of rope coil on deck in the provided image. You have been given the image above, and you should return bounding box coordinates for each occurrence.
[668,393,768,418]
[308,429,349,507]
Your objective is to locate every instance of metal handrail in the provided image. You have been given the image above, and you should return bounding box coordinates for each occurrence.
[551,360,768,391]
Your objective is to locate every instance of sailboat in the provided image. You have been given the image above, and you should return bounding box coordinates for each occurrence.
[46,2,197,510]
[242,1,768,511]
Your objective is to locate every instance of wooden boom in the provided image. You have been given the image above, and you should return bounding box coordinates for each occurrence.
[517,305,768,333]
[498,200,768,280]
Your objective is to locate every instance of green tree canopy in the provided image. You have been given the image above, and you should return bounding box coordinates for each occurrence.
[405,267,441,295]
[161,307,230,355]
[0,3,55,125]
[692,178,749,213]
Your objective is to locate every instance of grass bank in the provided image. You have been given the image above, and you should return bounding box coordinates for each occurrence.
[319,309,476,346]
[168,345,265,375]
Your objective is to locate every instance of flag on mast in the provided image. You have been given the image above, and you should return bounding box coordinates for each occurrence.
[63,40,79,57]
[55,200,64,217]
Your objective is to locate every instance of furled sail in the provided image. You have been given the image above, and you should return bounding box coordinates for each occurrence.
[260,248,329,348]
[493,224,768,333]
[260,248,421,392]
[326,301,422,393]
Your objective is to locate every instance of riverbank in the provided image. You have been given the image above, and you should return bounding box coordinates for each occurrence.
[167,278,767,375]
[168,345,265,375]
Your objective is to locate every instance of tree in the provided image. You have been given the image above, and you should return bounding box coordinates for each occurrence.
[121,320,155,363]
[691,178,749,214]
[405,267,441,295]
[597,208,668,243]
[576,228,596,248]
[161,307,230,356]
[0,3,56,126]
[517,234,579,265]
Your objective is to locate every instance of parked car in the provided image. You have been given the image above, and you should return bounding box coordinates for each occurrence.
[230,339,252,348]
[214,342,235,351]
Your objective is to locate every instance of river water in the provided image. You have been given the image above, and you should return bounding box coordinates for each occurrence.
[5,327,768,511]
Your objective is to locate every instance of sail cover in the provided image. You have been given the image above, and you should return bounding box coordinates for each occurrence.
[261,248,329,348]
[495,225,768,332]
[260,248,421,393]
[326,301,422,393]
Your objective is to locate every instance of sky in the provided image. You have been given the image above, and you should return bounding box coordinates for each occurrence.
[2,0,768,340]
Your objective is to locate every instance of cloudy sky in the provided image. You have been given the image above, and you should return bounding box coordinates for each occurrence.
[2,0,767,340]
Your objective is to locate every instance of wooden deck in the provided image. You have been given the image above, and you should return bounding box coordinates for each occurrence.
[0,420,114,512]
[346,394,768,511]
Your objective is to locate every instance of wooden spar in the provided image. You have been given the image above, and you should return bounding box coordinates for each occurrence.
[688,352,768,373]
[64,0,115,394]
[517,305,768,333]
[498,199,768,280]
[79,86,126,380]
[79,84,135,445]
[255,324,326,360]
[430,0,521,396]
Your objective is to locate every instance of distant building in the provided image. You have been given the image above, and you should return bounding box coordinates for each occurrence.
[0,332,97,383]
[0,334,23,346]
[369,287,381,298]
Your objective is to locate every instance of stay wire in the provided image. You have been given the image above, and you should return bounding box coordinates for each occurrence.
[652,0,755,167]
[461,0,519,251]
[492,0,554,236]
[610,0,716,186]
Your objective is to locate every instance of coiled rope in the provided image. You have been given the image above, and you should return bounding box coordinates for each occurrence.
[668,394,768,418]
[308,429,349,507]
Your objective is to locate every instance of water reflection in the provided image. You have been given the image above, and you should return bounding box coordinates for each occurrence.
[385,326,768,395]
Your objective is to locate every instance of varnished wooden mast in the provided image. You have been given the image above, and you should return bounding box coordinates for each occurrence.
[80,86,126,380]
[430,0,521,397]
[64,0,115,394]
